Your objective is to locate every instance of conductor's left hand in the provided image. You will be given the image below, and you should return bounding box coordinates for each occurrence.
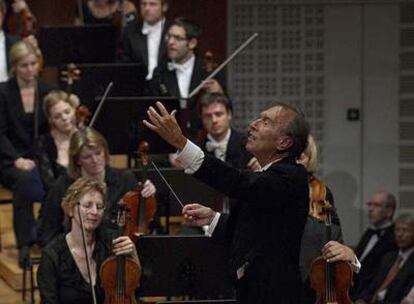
[143,102,187,151]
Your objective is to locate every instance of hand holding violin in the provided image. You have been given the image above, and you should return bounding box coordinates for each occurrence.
[112,236,139,264]
[322,240,355,263]
[182,203,216,227]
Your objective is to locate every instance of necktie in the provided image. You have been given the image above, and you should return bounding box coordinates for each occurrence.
[377,255,403,292]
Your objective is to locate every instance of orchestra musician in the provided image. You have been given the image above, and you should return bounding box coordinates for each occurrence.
[37,177,140,303]
[35,90,79,192]
[150,17,225,139]
[37,127,156,247]
[144,101,310,304]
[121,0,169,80]
[74,0,137,26]
[0,39,54,267]
[0,0,19,81]
[198,92,259,170]
[297,134,360,303]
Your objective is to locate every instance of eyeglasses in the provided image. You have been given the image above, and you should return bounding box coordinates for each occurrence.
[79,202,105,211]
[165,34,188,42]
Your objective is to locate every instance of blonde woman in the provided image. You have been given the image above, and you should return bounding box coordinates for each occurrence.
[0,39,54,267]
[38,127,156,247]
[38,177,140,303]
[35,90,79,191]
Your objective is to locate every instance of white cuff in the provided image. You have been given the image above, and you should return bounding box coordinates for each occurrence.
[351,255,361,273]
[205,212,221,237]
[175,140,205,174]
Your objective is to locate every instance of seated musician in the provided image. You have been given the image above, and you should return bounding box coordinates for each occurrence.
[35,90,79,192]
[37,177,140,303]
[4,0,36,37]
[150,17,224,139]
[74,0,137,26]
[297,134,360,304]
[0,0,20,81]
[37,127,157,247]
[0,39,55,267]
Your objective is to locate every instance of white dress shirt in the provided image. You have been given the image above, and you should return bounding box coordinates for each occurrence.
[360,221,393,262]
[0,31,8,82]
[142,19,164,80]
[169,55,195,109]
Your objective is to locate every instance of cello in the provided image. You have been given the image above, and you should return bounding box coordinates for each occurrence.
[309,190,353,304]
[122,141,157,241]
[100,203,141,304]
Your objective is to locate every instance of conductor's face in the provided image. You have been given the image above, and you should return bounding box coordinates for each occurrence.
[246,106,294,165]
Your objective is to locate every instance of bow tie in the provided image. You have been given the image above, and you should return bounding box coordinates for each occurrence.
[368,227,385,237]
[167,62,186,73]
[142,24,155,35]
[205,141,227,153]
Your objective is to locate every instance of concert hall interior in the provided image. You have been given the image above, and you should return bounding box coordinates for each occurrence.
[0,0,413,303]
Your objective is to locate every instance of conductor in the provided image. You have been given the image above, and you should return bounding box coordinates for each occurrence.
[144,101,310,304]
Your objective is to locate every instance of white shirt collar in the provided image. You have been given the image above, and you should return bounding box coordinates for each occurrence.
[207,128,231,145]
[256,158,282,172]
[399,246,414,264]
[142,18,164,35]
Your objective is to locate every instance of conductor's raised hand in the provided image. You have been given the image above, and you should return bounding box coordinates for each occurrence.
[143,102,187,150]
[182,203,216,227]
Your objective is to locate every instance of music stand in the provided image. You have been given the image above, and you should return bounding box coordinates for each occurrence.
[137,235,234,299]
[58,63,147,107]
[39,24,117,65]
[93,97,180,155]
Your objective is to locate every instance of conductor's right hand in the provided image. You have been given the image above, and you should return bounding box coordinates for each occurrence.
[182,203,216,227]
[143,102,187,151]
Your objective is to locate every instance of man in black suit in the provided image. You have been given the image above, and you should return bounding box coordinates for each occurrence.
[355,214,414,304]
[144,101,313,303]
[351,190,398,299]
[121,0,169,80]
[150,17,224,139]
[198,92,258,171]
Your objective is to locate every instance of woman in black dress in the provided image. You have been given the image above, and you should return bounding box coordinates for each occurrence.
[37,177,140,303]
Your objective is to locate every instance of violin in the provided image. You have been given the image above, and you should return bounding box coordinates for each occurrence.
[7,0,36,38]
[100,204,141,304]
[122,141,157,241]
[309,201,353,304]
[60,63,91,128]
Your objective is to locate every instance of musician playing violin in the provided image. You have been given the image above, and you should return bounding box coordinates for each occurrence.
[35,90,80,192]
[37,177,140,304]
[38,128,157,247]
[150,17,225,139]
[297,134,360,304]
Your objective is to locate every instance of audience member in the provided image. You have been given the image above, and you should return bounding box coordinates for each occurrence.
[351,190,398,299]
[355,213,414,304]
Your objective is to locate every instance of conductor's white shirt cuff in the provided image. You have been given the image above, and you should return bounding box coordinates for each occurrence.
[205,212,221,237]
[176,139,205,174]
